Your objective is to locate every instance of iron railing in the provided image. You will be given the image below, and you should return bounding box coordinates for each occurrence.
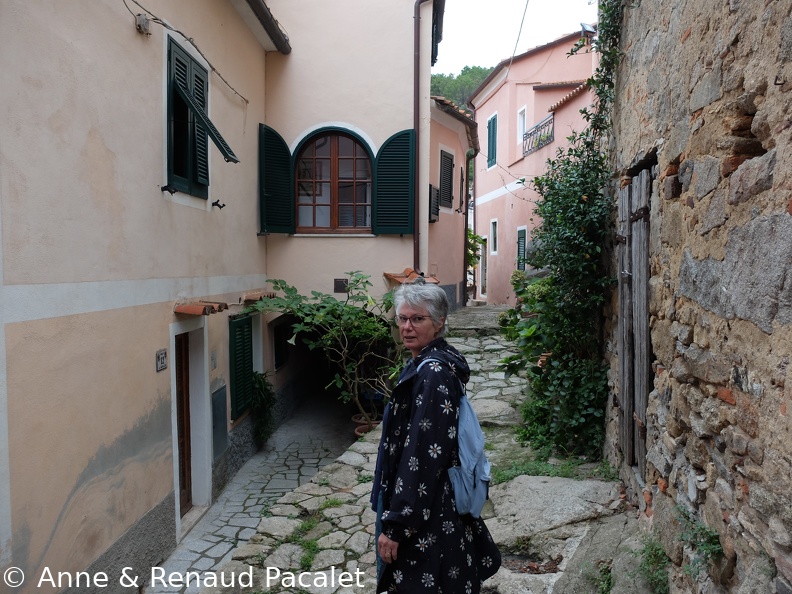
[522,113,554,156]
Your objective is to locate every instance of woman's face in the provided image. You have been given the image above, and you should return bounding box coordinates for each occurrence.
[396,303,445,358]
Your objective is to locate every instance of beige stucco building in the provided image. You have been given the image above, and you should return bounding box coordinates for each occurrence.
[468,32,597,305]
[0,0,474,590]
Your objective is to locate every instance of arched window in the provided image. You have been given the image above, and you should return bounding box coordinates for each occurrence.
[295,133,372,232]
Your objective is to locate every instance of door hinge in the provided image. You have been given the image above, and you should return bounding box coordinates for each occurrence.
[629,206,650,223]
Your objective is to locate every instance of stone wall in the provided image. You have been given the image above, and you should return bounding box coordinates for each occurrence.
[604,0,792,591]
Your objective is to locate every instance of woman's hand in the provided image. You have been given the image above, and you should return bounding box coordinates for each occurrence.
[378,533,399,564]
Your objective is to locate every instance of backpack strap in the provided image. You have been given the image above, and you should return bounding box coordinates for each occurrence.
[416,358,466,394]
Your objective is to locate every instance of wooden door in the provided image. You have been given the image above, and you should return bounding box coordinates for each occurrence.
[617,168,653,475]
[175,333,192,515]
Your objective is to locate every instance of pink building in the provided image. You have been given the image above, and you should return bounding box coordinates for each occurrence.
[469,30,597,305]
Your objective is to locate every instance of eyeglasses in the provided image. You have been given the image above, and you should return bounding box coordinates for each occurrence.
[395,314,429,326]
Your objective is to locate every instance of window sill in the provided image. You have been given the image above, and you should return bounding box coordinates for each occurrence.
[292,233,376,238]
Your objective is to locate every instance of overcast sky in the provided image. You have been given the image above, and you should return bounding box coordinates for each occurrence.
[432,0,599,75]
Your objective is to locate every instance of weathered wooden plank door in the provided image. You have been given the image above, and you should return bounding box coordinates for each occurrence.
[617,183,634,465]
[618,168,653,476]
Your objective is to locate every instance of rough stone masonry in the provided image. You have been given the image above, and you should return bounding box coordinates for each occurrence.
[604,0,792,592]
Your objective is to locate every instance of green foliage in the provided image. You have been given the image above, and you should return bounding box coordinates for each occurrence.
[593,459,621,481]
[636,535,671,594]
[584,560,614,594]
[318,497,344,510]
[492,457,581,484]
[431,65,494,109]
[520,353,608,454]
[251,370,277,445]
[675,506,723,577]
[249,272,403,425]
[466,228,486,269]
[498,0,624,457]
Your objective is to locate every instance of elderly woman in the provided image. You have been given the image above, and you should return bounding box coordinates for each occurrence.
[372,282,500,593]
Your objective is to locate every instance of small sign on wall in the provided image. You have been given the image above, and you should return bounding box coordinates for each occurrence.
[156,349,168,372]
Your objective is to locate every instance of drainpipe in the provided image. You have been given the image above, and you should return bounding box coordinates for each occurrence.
[413,0,432,272]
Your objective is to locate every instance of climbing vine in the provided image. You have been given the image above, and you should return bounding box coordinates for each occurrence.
[500,0,625,455]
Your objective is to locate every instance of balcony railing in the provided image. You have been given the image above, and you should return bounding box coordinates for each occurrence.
[522,113,554,156]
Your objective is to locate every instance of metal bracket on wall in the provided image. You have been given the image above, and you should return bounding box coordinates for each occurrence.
[629,206,650,223]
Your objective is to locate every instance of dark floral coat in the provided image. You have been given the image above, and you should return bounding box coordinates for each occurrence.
[373,338,500,593]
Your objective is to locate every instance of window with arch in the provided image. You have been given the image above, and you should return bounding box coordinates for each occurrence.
[295,132,372,232]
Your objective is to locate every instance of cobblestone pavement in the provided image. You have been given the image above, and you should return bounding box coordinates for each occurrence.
[144,395,356,594]
[149,304,639,594]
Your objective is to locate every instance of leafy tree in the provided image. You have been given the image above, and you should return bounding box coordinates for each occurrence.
[498,0,625,456]
[431,65,494,110]
[249,272,403,427]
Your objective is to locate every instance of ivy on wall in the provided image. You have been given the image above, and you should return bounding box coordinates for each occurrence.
[500,0,626,455]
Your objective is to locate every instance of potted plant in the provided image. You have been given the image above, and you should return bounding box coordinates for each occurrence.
[249,272,403,431]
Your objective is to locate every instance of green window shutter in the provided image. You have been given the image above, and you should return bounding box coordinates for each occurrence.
[173,76,240,166]
[168,41,192,194]
[487,116,497,167]
[229,315,254,420]
[259,124,294,233]
[191,69,210,185]
[439,150,454,208]
[517,228,527,271]
[373,129,415,235]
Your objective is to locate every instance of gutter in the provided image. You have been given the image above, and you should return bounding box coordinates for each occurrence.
[245,0,291,54]
[413,0,432,272]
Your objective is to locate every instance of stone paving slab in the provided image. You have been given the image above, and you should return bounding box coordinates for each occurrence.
[145,306,638,594]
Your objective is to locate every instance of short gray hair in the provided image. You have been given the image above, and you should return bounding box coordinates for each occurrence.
[393,282,449,337]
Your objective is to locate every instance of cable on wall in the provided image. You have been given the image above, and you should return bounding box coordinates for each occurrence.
[122,0,250,106]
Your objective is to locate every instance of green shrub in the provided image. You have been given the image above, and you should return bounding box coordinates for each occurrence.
[637,535,671,594]
[498,0,624,457]
[676,506,723,577]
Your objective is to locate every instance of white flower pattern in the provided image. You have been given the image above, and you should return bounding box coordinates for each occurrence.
[376,341,498,592]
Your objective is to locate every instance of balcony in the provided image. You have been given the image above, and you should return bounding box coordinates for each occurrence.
[523,113,554,156]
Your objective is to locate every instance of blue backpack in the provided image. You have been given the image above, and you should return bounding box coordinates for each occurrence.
[418,359,491,518]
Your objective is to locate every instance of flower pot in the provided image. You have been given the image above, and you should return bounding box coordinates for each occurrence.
[352,412,380,425]
[354,421,381,438]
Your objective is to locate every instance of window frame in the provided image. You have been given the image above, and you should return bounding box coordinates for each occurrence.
[294,132,374,234]
[490,219,499,255]
[167,38,238,200]
[438,150,454,209]
[517,226,527,271]
[517,107,527,144]
[259,126,415,236]
[487,114,498,168]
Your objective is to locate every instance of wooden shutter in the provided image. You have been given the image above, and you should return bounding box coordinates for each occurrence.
[373,130,415,235]
[191,68,210,185]
[429,185,440,223]
[229,315,254,420]
[259,124,294,233]
[439,150,454,208]
[173,70,240,166]
[517,228,526,271]
[487,116,497,167]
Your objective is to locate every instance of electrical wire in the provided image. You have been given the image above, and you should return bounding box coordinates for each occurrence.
[505,0,531,77]
[122,0,250,106]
